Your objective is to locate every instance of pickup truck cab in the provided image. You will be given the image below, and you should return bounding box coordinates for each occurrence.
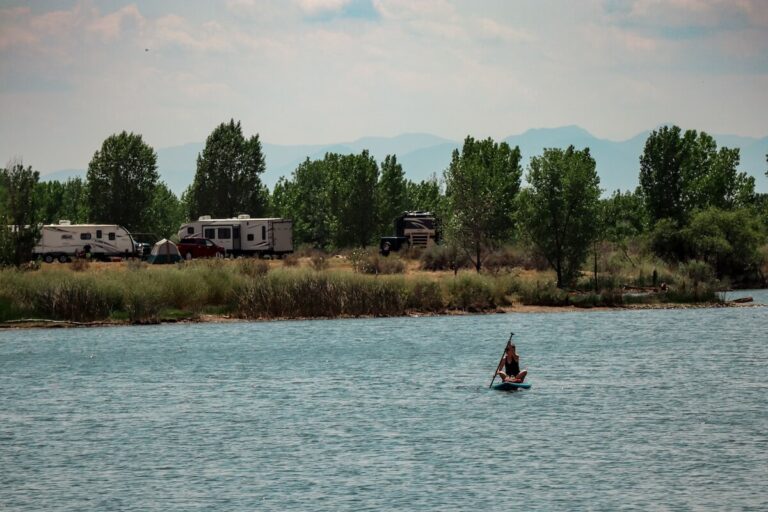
[177,238,225,259]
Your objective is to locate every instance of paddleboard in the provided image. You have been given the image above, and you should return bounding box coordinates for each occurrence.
[494,381,532,391]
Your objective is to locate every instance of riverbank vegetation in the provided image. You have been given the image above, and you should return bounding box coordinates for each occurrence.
[1,121,767,324]
[0,243,746,325]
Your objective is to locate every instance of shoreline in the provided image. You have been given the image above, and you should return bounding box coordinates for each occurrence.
[1,301,762,330]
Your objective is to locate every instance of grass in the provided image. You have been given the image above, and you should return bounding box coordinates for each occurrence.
[0,244,736,325]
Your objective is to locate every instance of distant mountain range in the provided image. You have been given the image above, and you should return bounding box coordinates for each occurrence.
[41,126,768,196]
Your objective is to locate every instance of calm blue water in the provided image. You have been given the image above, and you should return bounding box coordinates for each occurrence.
[2,302,767,511]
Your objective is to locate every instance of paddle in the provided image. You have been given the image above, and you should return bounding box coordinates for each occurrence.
[489,332,514,388]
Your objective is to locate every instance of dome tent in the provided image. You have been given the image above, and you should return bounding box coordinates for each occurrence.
[146,239,181,264]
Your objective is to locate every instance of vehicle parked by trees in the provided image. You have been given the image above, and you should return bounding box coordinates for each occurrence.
[177,237,225,259]
[33,220,138,262]
[380,211,440,255]
[177,215,293,258]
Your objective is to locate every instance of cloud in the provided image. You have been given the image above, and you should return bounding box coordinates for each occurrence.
[87,4,144,41]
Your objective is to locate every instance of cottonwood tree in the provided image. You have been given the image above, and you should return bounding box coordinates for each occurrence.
[188,120,269,219]
[443,136,522,272]
[273,151,379,249]
[376,154,408,237]
[518,146,601,288]
[0,159,41,265]
[35,177,88,224]
[272,158,333,248]
[639,126,755,226]
[87,131,159,232]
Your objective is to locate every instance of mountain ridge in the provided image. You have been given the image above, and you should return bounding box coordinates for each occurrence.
[41,126,768,196]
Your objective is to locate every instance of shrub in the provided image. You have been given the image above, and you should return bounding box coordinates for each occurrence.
[237,258,270,277]
[420,244,471,272]
[405,279,445,312]
[446,274,495,311]
[310,253,329,271]
[282,254,300,267]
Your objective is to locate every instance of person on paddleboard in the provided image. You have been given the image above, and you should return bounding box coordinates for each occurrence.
[495,343,527,383]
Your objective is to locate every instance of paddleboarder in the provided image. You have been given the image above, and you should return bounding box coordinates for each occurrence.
[495,342,527,383]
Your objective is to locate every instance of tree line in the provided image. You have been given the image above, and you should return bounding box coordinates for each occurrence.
[2,120,767,287]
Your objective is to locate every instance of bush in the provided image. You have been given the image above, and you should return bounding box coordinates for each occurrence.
[420,244,471,271]
[349,249,405,274]
[446,274,496,311]
[237,258,270,277]
[282,254,300,267]
[405,279,445,312]
[310,253,329,271]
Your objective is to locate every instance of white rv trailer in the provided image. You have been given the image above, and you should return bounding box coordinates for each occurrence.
[177,215,293,257]
[33,221,138,263]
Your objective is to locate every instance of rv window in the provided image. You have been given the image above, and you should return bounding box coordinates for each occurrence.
[80,233,92,240]
[261,226,266,240]
[96,230,102,239]
[187,227,194,235]
[204,228,215,239]
[108,232,115,240]
[218,228,231,239]
[62,234,73,240]
[247,234,254,241]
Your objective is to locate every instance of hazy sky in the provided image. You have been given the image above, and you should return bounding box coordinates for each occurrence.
[1,0,767,174]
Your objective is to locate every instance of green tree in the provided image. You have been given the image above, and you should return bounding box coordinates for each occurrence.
[188,119,269,219]
[272,158,333,248]
[639,126,755,226]
[325,151,379,247]
[405,174,444,214]
[518,146,601,288]
[376,154,408,236]
[274,151,379,249]
[443,136,522,271]
[0,159,41,265]
[144,182,185,239]
[87,131,159,232]
[35,178,88,224]
[686,208,764,280]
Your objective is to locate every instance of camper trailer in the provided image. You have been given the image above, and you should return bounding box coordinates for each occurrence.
[33,221,139,262]
[177,215,293,258]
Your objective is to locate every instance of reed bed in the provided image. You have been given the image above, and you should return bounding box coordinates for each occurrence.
[0,251,727,325]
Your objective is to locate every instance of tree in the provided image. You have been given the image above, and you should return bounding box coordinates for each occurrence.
[144,183,186,239]
[324,151,379,248]
[272,158,333,248]
[639,126,755,226]
[0,159,41,265]
[87,131,159,232]
[518,146,601,288]
[443,136,522,271]
[405,174,444,214]
[686,208,764,280]
[188,120,269,219]
[376,155,408,236]
[274,151,379,249]
[35,178,88,224]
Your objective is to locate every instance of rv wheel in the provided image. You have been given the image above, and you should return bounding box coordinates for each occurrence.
[44,255,54,264]
[185,252,192,260]
[58,254,69,263]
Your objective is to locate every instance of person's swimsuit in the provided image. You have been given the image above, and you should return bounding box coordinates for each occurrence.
[505,357,520,377]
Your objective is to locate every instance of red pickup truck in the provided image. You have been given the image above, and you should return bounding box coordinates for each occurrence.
[177,238,225,259]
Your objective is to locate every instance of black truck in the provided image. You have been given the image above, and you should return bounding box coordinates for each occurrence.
[379,211,440,256]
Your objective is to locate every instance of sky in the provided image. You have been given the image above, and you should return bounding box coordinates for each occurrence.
[1,0,767,175]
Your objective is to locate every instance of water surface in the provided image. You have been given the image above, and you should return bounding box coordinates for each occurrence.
[2,305,767,510]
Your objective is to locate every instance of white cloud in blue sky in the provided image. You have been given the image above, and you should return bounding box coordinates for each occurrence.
[0,0,766,173]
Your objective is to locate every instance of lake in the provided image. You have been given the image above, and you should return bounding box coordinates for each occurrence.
[2,297,767,511]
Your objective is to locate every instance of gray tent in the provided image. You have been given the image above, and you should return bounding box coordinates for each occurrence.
[146,239,181,264]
